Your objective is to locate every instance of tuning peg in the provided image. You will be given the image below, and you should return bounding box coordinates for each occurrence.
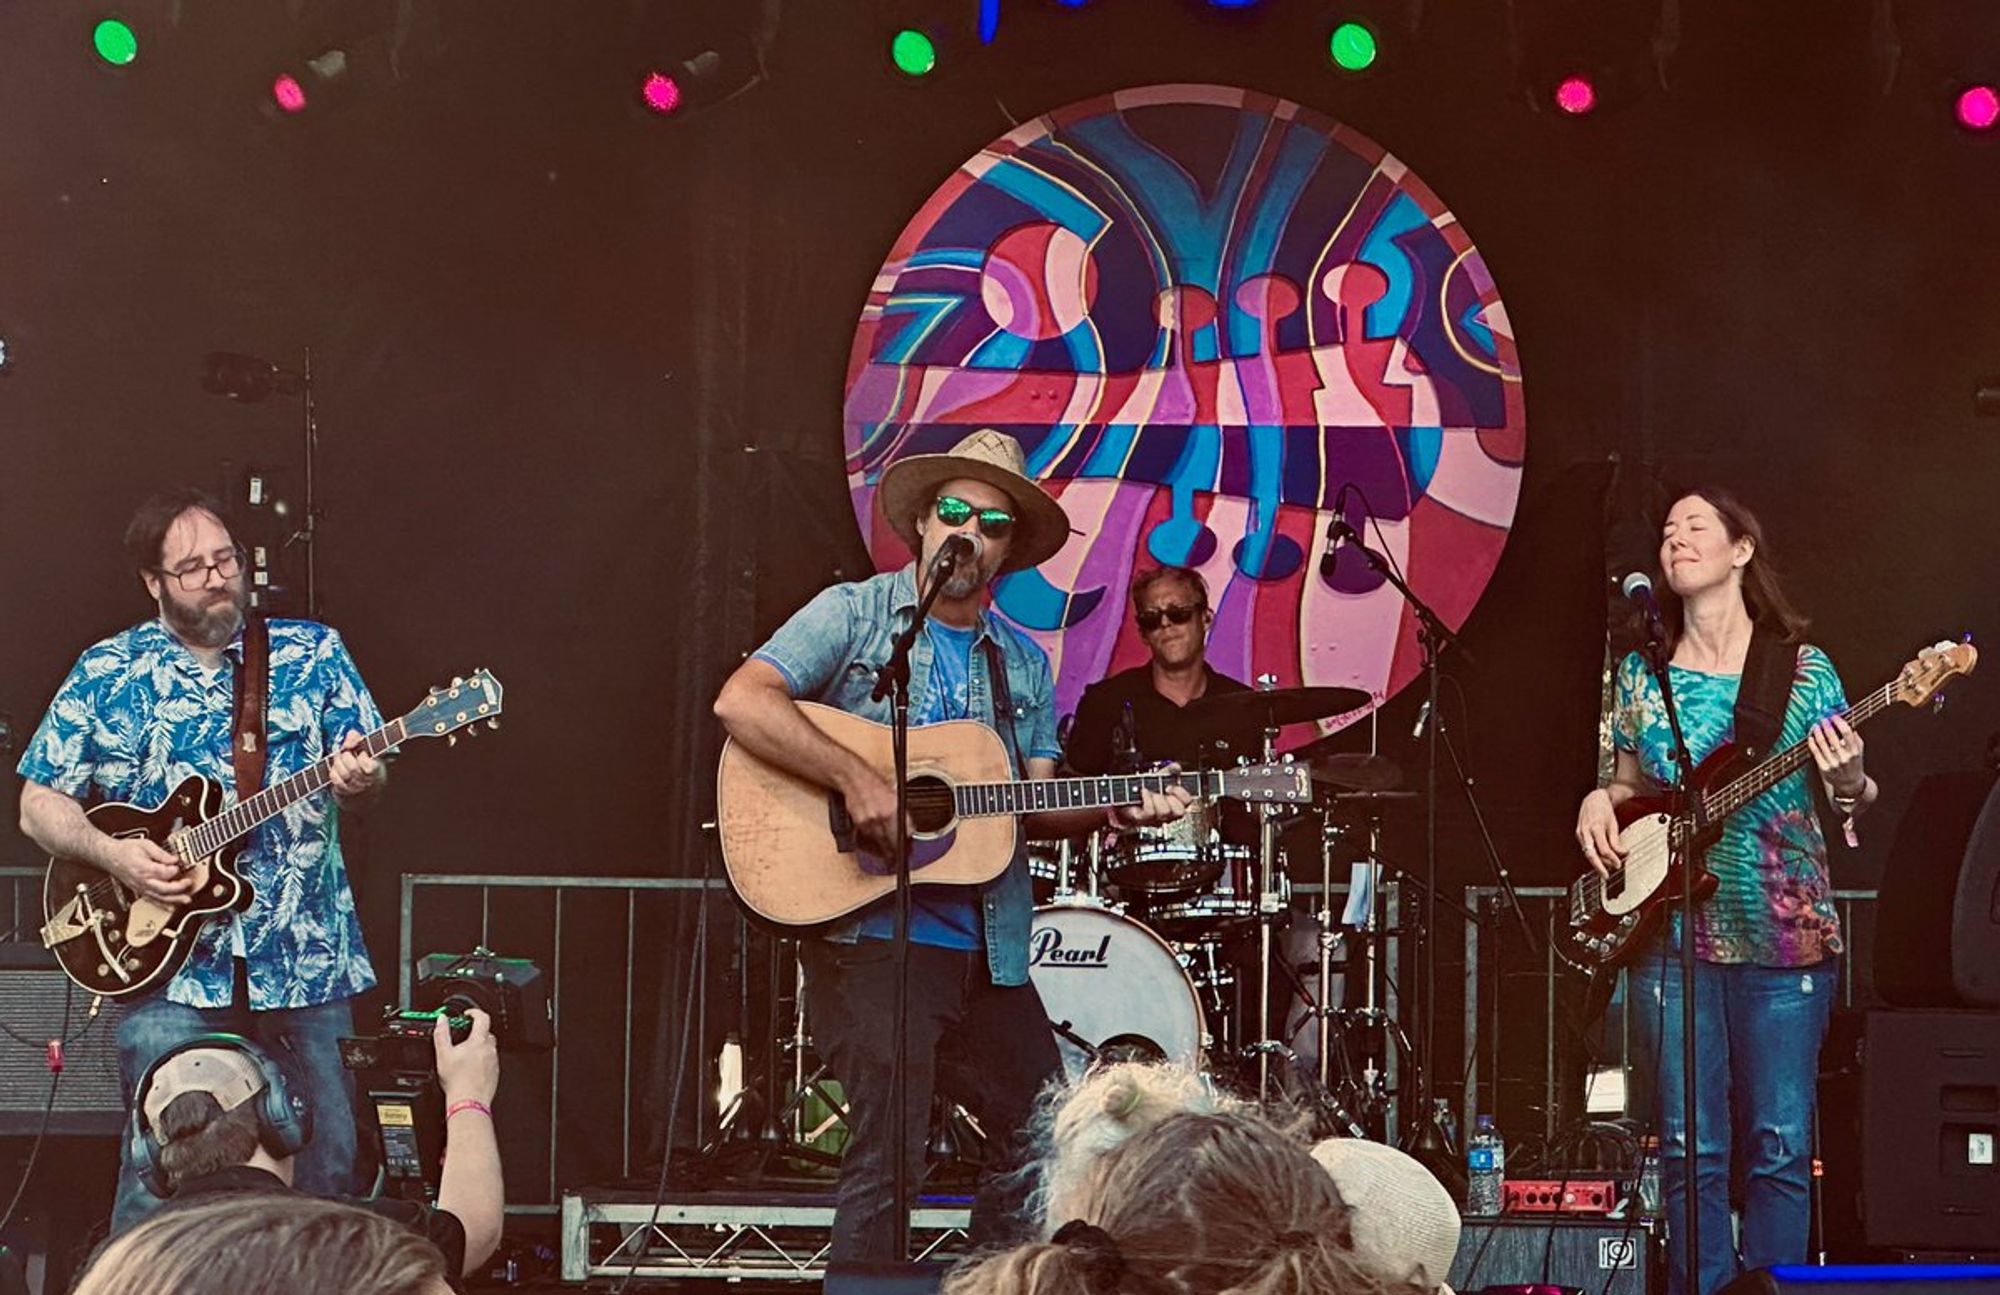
[452,676,464,686]
[1934,693,1948,715]
[447,735,458,747]
[429,685,442,697]
[487,719,500,730]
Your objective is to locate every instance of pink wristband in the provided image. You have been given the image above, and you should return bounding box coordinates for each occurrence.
[445,1099,491,1121]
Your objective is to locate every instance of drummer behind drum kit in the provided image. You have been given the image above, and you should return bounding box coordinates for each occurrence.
[1026,685,1416,1133]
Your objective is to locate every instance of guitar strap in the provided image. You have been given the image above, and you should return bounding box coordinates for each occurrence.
[1732,624,1797,765]
[230,614,270,800]
[982,638,1025,777]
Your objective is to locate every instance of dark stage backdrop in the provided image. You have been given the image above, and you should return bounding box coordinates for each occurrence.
[3,0,1998,1197]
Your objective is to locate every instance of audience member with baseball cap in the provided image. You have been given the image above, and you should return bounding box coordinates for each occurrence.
[131,1008,503,1279]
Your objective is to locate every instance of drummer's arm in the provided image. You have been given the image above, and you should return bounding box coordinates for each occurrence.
[1025,757,1189,839]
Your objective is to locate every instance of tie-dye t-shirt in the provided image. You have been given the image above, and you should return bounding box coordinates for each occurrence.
[1611,645,1846,967]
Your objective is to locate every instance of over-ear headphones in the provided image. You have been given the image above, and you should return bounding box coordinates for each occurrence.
[130,1033,313,1198]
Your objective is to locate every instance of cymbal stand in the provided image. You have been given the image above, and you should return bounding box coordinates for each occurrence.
[1256,715,1286,1100]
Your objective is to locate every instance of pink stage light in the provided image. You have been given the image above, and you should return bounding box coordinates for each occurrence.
[271,74,308,115]
[641,71,682,115]
[1957,85,1999,132]
[1554,75,1597,116]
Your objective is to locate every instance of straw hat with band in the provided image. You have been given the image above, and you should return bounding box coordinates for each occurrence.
[873,429,1071,574]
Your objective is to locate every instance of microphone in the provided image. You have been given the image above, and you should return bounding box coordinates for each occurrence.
[929,532,981,582]
[1318,516,1361,581]
[1622,571,1667,644]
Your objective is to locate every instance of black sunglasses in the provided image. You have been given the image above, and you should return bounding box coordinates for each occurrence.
[1135,603,1203,633]
[934,495,1016,539]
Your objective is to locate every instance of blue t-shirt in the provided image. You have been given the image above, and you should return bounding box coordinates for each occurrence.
[1611,645,1846,966]
[856,620,982,950]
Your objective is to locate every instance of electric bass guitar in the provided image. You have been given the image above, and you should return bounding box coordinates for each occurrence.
[716,702,1314,929]
[39,670,504,999]
[1558,640,1975,994]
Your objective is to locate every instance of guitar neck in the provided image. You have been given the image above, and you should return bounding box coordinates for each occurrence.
[952,769,1221,819]
[175,721,407,859]
[1700,681,1894,822]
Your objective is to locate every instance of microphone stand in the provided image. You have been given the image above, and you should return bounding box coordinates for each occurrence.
[1327,519,1466,1148]
[1635,605,1702,1295]
[869,544,961,1260]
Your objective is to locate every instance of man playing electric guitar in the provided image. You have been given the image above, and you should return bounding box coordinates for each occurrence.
[15,488,388,1231]
[713,429,1188,1263]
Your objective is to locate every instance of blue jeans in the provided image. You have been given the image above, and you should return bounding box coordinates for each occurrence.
[1630,951,1834,1295]
[113,984,361,1232]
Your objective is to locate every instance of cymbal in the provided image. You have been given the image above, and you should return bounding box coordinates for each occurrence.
[1319,788,1421,820]
[1307,753,1404,792]
[1184,685,1372,730]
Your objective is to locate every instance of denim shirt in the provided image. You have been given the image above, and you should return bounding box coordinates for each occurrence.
[750,565,1061,986]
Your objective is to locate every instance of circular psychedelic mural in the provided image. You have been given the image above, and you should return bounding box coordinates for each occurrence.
[843,84,1524,733]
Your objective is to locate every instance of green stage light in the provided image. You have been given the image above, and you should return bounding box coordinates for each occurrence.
[1329,22,1376,72]
[891,29,937,77]
[93,18,139,67]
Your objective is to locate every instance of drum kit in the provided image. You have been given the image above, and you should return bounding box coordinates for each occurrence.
[1025,684,1418,1134]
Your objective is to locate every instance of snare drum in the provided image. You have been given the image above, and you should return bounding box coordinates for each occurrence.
[1029,905,1207,1078]
[1145,845,1266,937]
[1104,798,1225,898]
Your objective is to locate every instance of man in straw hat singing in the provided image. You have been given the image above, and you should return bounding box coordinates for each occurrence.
[715,429,1189,1262]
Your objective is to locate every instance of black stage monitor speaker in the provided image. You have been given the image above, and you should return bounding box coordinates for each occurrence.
[1876,771,2000,1008]
[0,943,126,1135]
[1721,1265,2000,1295]
[1821,1010,2000,1254]
[1449,1217,1658,1295]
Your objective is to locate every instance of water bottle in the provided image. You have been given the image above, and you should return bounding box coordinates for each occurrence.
[1466,1114,1505,1216]
[1637,1135,1663,1219]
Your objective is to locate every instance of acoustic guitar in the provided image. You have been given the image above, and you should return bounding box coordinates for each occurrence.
[716,702,1313,929]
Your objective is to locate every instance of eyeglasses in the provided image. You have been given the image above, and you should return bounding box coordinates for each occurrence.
[1136,603,1203,633]
[934,495,1015,539]
[157,547,245,592]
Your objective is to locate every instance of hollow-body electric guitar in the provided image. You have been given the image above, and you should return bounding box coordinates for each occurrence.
[716,702,1314,929]
[40,670,504,998]
[1558,641,1975,993]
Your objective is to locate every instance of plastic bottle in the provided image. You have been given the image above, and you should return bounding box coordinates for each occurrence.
[1636,1134,1663,1219]
[1467,1114,1505,1216]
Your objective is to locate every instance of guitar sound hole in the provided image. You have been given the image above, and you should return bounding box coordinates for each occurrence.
[905,776,956,835]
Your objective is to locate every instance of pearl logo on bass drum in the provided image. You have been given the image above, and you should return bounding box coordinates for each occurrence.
[1029,927,1112,968]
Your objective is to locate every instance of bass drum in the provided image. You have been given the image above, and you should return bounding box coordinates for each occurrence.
[1028,904,1207,1078]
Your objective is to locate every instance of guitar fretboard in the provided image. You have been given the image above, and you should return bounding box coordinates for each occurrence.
[173,721,407,862]
[1699,682,1893,822]
[951,770,1222,818]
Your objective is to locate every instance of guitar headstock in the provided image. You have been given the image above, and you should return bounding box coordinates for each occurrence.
[1217,761,1314,804]
[1891,640,1977,710]
[403,669,504,746]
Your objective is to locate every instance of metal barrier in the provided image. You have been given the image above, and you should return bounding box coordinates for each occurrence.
[1461,884,1880,1145]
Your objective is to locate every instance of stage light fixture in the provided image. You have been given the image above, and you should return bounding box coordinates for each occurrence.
[1957,84,1999,132]
[640,70,684,115]
[1329,21,1379,72]
[1554,73,1598,115]
[891,28,937,77]
[92,18,139,67]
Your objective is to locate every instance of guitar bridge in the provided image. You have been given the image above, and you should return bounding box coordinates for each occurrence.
[827,794,856,853]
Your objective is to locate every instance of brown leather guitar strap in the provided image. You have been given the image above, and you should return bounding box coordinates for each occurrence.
[231,615,270,799]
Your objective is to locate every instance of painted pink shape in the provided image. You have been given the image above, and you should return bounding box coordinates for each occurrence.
[982,223,1096,340]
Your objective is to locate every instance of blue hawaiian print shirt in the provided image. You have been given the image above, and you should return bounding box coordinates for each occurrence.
[750,564,1062,987]
[17,618,382,1009]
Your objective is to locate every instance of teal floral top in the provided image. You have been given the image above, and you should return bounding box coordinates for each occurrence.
[1611,646,1846,967]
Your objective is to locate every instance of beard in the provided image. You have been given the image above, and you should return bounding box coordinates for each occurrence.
[161,583,247,650]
